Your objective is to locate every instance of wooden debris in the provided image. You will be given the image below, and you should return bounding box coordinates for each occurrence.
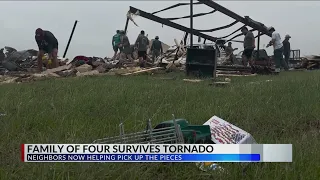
[214,82,230,85]
[43,64,72,74]
[216,74,257,77]
[75,64,93,73]
[76,70,100,77]
[224,78,231,82]
[122,67,163,76]
[166,62,175,69]
[56,69,77,77]
[183,79,203,83]
[216,70,251,75]
[0,77,19,85]
[96,65,107,73]
[32,73,60,78]
[174,39,186,53]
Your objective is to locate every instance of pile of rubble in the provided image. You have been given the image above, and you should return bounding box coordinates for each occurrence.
[154,39,187,68]
[0,45,172,85]
[300,55,320,70]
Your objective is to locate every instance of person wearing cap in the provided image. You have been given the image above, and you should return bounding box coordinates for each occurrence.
[35,28,59,71]
[241,26,255,66]
[266,27,288,72]
[135,30,149,67]
[112,30,122,60]
[283,34,291,67]
[150,36,163,63]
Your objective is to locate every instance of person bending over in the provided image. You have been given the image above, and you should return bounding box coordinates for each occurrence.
[35,28,59,71]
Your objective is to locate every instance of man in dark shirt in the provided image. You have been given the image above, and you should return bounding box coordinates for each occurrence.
[283,34,291,67]
[150,36,163,63]
[241,26,255,66]
[119,30,133,63]
[35,28,59,71]
[135,30,149,67]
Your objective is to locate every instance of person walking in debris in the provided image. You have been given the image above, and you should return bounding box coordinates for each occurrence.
[283,34,291,67]
[266,27,288,72]
[35,28,59,71]
[112,30,122,60]
[119,30,133,64]
[0,48,5,62]
[135,30,149,67]
[225,42,237,64]
[241,27,255,66]
[150,36,163,63]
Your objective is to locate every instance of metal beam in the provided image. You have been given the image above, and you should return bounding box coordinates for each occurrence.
[165,10,216,21]
[129,6,219,42]
[124,17,129,34]
[196,20,238,32]
[152,2,203,14]
[198,0,271,37]
[257,31,261,59]
[190,0,193,47]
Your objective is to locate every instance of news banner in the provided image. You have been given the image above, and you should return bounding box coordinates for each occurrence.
[21,144,292,162]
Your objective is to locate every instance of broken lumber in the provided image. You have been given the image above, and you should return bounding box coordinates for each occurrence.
[76,70,100,77]
[216,74,257,77]
[174,39,186,53]
[183,79,203,83]
[43,64,72,74]
[122,67,163,76]
[0,77,19,85]
[75,64,93,73]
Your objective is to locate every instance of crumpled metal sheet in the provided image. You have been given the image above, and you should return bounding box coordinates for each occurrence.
[127,11,139,27]
[5,50,31,63]
[2,61,21,71]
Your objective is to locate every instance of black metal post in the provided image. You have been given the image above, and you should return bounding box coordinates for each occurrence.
[190,0,193,47]
[63,20,78,58]
[257,31,260,59]
[183,33,188,45]
[124,17,129,34]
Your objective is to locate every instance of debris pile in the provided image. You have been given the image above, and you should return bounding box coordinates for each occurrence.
[300,55,320,70]
[0,45,169,85]
[154,39,187,69]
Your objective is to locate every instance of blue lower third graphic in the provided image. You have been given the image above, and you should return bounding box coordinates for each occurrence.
[26,154,261,162]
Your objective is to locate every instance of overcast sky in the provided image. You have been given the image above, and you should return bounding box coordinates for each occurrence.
[0,1,319,58]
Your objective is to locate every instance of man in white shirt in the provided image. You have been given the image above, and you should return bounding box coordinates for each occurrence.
[266,27,288,73]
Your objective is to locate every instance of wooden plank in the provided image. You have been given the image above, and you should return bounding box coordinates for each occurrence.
[217,73,257,77]
[42,64,72,74]
[0,77,19,84]
[183,79,203,83]
[122,67,163,76]
[214,82,230,84]
[76,70,100,77]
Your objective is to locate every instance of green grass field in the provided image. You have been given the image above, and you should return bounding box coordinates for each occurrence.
[0,71,319,180]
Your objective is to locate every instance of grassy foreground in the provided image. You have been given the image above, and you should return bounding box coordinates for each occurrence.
[0,71,319,180]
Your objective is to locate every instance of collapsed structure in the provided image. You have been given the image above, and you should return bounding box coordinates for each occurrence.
[125,1,305,75]
[0,1,315,84]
